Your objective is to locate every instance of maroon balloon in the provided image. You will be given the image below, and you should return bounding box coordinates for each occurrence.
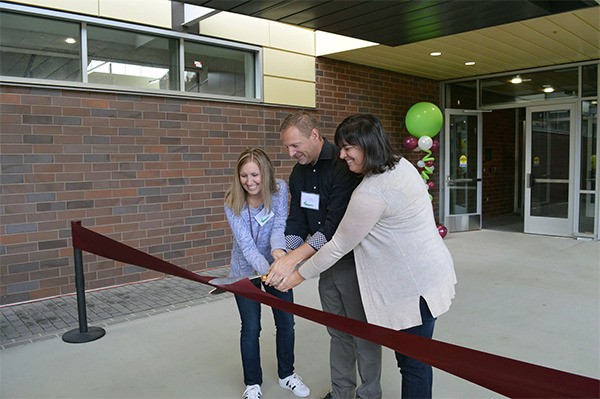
[430,139,440,153]
[402,136,419,150]
[427,181,435,190]
[425,160,434,167]
[437,224,448,238]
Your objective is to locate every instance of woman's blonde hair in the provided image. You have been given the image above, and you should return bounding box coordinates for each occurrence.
[225,148,278,215]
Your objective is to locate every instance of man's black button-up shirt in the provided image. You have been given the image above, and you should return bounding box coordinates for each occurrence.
[285,138,361,252]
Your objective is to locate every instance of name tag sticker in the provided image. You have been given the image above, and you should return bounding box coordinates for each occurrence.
[300,192,319,210]
[255,208,274,226]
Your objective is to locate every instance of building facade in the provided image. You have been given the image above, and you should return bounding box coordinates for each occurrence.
[0,0,439,304]
[1,1,598,305]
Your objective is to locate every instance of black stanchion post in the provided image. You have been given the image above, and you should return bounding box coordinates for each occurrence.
[62,246,105,343]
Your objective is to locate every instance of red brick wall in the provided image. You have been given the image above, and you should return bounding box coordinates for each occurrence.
[314,59,442,214]
[482,109,519,217]
[0,57,439,304]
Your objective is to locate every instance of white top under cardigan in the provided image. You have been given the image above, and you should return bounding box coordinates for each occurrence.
[299,158,457,330]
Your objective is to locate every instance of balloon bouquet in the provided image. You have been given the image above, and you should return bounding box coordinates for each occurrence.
[403,102,448,238]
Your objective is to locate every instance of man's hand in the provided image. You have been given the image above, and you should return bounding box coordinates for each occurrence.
[265,242,316,287]
[265,253,297,286]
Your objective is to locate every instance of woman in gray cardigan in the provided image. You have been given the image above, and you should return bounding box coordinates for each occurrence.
[271,115,457,399]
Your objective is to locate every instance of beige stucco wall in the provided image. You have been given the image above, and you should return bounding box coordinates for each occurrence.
[99,0,172,28]
[199,11,316,108]
[9,0,172,27]
[10,0,99,15]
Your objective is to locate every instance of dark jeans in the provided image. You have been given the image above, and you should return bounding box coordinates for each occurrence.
[234,279,295,386]
[395,297,436,399]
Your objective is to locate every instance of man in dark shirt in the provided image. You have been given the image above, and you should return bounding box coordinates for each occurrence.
[266,111,382,399]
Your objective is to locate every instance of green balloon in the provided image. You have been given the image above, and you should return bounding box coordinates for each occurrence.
[405,102,443,138]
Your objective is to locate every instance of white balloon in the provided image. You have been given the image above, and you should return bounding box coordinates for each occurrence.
[418,136,433,151]
[417,160,425,168]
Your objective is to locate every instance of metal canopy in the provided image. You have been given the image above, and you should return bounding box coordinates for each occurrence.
[182,0,597,47]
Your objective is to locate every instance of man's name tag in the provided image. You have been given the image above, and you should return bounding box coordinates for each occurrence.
[300,192,319,210]
[255,208,274,226]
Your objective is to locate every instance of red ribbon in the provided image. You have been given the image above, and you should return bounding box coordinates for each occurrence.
[71,221,599,398]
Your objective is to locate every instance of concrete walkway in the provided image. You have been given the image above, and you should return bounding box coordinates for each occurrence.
[1,230,599,398]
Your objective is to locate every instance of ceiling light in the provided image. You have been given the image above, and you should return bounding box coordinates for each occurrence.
[65,38,76,44]
[464,61,475,66]
[510,75,522,84]
[429,51,442,56]
[543,85,555,93]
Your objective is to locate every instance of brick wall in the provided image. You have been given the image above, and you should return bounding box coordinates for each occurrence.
[0,57,440,305]
[314,59,442,214]
[482,109,519,217]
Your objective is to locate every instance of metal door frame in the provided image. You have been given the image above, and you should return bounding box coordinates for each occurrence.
[524,102,576,236]
[443,109,483,231]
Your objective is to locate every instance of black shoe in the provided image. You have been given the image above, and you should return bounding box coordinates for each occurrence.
[322,392,333,399]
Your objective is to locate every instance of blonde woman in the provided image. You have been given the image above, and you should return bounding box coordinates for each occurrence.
[224,148,310,399]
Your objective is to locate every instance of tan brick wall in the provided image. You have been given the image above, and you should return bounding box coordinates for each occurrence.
[0,58,439,304]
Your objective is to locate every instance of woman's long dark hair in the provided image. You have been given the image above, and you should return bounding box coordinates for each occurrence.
[334,114,401,175]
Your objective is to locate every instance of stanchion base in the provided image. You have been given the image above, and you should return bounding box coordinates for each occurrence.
[62,327,106,343]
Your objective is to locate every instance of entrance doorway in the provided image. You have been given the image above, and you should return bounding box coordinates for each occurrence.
[443,110,482,232]
[524,104,576,236]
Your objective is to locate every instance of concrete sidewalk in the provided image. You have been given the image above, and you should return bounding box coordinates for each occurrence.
[1,230,599,398]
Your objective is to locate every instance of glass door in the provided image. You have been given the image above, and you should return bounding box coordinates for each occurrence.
[524,104,575,236]
[444,110,482,231]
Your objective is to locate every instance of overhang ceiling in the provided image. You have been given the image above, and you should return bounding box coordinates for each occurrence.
[181,0,600,81]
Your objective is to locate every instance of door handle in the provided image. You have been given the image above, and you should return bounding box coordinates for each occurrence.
[446,177,482,184]
[527,173,536,188]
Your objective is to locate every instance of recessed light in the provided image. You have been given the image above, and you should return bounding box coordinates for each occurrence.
[65,38,76,44]
[543,85,555,93]
[464,61,475,66]
[430,51,442,56]
[510,75,523,84]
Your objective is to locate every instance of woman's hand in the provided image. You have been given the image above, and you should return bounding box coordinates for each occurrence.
[275,270,305,292]
[272,249,286,259]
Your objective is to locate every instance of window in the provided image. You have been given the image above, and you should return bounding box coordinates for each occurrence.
[480,67,578,106]
[444,80,477,109]
[87,25,179,91]
[0,6,260,101]
[578,100,598,235]
[0,12,81,81]
[184,41,255,98]
[582,64,598,98]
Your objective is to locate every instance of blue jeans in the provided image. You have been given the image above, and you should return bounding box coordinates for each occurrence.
[234,279,295,386]
[395,297,436,399]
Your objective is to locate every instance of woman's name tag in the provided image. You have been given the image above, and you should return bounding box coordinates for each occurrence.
[255,208,274,226]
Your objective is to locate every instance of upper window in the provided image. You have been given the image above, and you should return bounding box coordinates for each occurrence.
[480,67,579,106]
[0,8,259,101]
[0,12,81,81]
[444,80,477,109]
[184,41,255,98]
[87,25,179,91]
[582,64,598,98]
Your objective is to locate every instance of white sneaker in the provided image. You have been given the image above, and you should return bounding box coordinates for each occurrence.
[278,372,310,397]
[243,384,262,399]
